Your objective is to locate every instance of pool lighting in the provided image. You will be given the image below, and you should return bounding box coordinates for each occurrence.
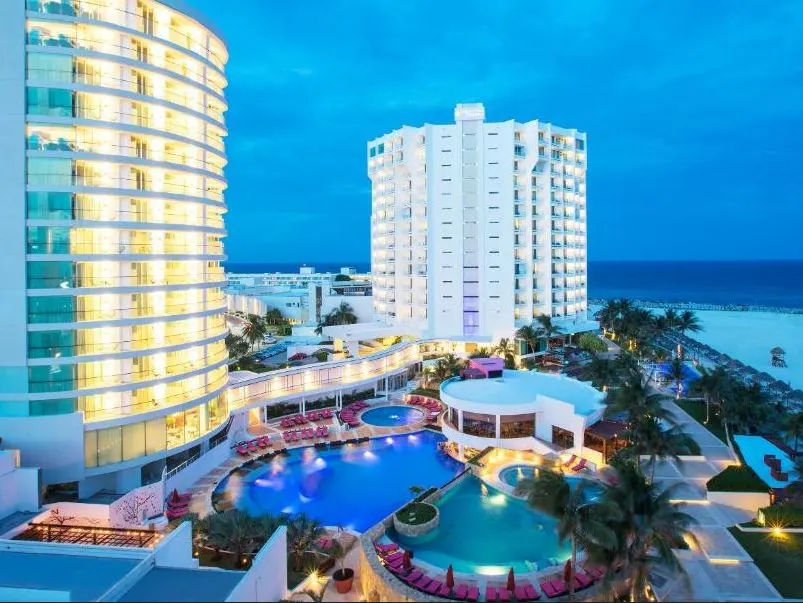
[488,494,507,506]
[475,566,508,576]
[385,437,394,444]
[363,450,377,460]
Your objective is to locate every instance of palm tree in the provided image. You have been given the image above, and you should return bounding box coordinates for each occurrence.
[583,357,619,391]
[606,380,677,433]
[225,333,250,363]
[428,354,464,386]
[534,314,564,348]
[783,412,803,455]
[206,509,262,567]
[675,310,702,338]
[665,357,685,399]
[515,324,540,356]
[630,420,690,482]
[241,314,268,352]
[264,308,285,326]
[690,366,731,424]
[494,338,517,369]
[286,514,326,573]
[588,464,698,602]
[314,302,358,334]
[468,346,492,358]
[515,471,618,597]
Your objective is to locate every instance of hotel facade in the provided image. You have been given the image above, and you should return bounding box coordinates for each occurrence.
[0,0,230,495]
[368,103,590,343]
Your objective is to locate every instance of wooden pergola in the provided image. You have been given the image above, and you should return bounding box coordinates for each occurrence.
[584,420,629,463]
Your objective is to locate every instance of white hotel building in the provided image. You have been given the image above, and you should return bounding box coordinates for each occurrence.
[368,103,591,344]
[0,0,230,495]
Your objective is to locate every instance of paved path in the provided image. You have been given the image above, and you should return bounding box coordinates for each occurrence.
[652,397,782,601]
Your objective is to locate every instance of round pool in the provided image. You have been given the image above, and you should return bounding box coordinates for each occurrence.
[499,464,603,500]
[360,405,425,427]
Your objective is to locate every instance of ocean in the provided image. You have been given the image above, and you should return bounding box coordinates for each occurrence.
[223,260,803,310]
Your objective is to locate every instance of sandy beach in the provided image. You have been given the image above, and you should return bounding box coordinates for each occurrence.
[692,310,802,389]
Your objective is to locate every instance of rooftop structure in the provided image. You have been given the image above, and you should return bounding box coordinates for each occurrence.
[368,103,589,343]
[0,0,230,497]
[439,369,605,458]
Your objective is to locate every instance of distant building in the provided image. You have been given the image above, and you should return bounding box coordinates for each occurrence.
[368,103,591,342]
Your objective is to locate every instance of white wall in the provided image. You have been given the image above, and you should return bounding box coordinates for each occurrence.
[707,491,771,515]
[535,396,587,451]
[321,294,374,324]
[154,521,198,569]
[0,414,85,484]
[226,294,267,316]
[109,479,165,526]
[0,0,28,400]
[225,526,287,602]
[165,441,230,494]
[0,451,40,519]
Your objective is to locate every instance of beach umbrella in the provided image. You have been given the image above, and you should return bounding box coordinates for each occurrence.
[790,390,803,401]
[402,550,412,570]
[563,559,572,584]
[771,347,785,356]
[743,366,759,375]
[169,489,180,505]
[507,567,516,592]
[758,372,775,383]
[445,565,455,589]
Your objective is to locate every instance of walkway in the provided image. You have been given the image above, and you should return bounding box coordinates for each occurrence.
[652,397,782,601]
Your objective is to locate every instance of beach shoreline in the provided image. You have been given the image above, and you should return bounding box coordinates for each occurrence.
[589,298,803,315]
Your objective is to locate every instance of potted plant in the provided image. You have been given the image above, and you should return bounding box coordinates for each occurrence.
[329,527,354,594]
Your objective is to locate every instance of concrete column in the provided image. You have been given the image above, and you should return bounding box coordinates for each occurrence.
[458,409,464,432]
[301,396,306,415]
[495,415,501,441]
[458,443,465,460]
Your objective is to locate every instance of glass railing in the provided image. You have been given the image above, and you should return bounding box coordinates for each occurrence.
[28,273,225,289]
[26,0,227,71]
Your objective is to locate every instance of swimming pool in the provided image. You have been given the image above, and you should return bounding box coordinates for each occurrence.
[361,405,425,427]
[390,476,571,574]
[655,362,700,394]
[498,465,603,500]
[214,430,463,531]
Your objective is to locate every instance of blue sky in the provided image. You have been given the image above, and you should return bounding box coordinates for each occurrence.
[191,0,803,263]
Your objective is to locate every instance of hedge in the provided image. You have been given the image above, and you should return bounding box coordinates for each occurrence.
[759,503,803,528]
[706,464,768,493]
[396,502,437,525]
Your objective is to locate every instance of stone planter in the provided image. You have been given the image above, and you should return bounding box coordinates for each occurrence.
[393,502,439,538]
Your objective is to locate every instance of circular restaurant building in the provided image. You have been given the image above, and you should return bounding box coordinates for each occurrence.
[440,358,607,463]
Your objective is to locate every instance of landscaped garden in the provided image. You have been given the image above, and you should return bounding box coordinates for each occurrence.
[728,528,803,599]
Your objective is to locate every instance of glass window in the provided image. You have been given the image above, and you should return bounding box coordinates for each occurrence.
[26,86,73,117]
[27,157,73,186]
[377,142,384,154]
[27,53,73,83]
[84,429,97,468]
[27,192,74,219]
[27,261,73,289]
[27,226,71,254]
[166,410,186,449]
[185,406,200,442]
[28,330,75,359]
[145,417,166,455]
[122,422,146,461]
[462,411,496,438]
[207,395,227,429]
[97,426,122,465]
[28,295,75,323]
[28,364,75,393]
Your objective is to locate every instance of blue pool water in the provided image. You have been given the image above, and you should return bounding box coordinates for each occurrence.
[215,430,463,531]
[391,477,571,574]
[361,405,425,427]
[499,465,604,500]
[655,362,700,394]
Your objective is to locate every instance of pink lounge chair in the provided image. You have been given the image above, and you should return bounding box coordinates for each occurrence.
[403,569,423,584]
[574,571,593,590]
[414,575,433,590]
[562,455,577,467]
[539,580,558,598]
[572,459,587,472]
[467,586,479,602]
[236,445,249,456]
[486,587,498,602]
[498,587,511,602]
[548,579,567,597]
[519,581,541,601]
[454,584,468,600]
[256,438,268,448]
[384,551,403,564]
[247,441,258,452]
[425,579,444,595]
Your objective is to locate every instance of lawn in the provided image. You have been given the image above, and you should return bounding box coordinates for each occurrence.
[728,528,803,599]
[675,398,728,443]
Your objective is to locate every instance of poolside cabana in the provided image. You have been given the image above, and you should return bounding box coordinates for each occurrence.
[583,420,629,463]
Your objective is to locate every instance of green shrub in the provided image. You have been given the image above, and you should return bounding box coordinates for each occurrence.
[577,332,607,354]
[706,465,768,493]
[395,502,437,525]
[409,387,441,400]
[759,504,803,528]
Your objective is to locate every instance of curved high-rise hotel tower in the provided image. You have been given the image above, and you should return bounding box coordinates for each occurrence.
[0,0,229,495]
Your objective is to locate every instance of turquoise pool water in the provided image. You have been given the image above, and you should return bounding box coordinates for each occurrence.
[361,405,425,427]
[214,430,463,531]
[498,465,604,500]
[390,476,571,574]
[733,434,800,488]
